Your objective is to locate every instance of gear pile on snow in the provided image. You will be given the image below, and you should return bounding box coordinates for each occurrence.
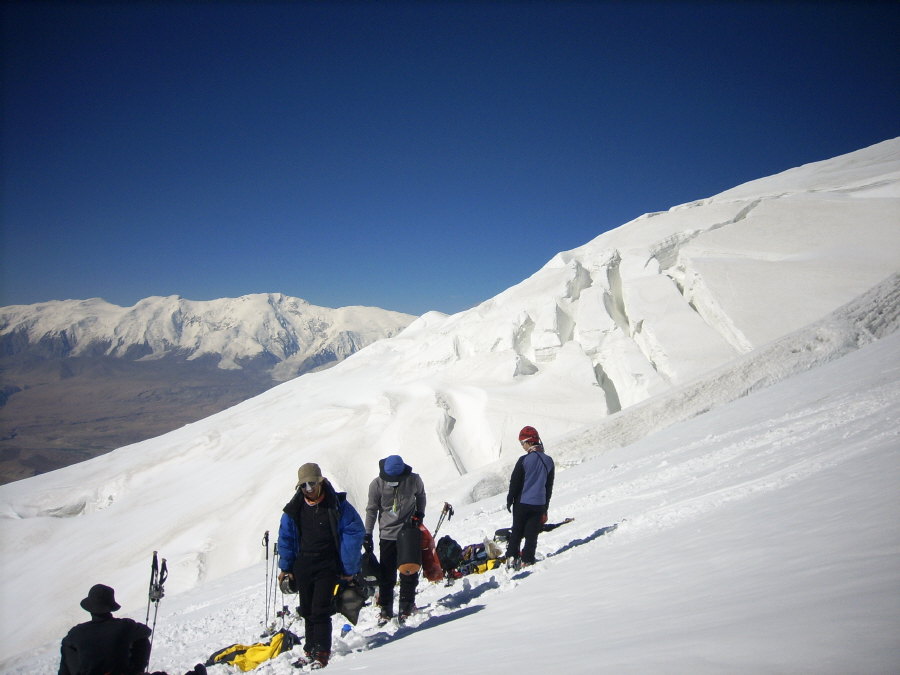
[433,515,575,581]
[205,629,300,672]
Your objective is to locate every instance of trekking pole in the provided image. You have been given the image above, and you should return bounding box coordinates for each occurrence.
[145,551,158,625]
[271,541,280,629]
[433,502,454,536]
[262,531,270,629]
[147,552,168,668]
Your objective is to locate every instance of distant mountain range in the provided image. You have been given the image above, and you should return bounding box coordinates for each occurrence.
[0,294,415,482]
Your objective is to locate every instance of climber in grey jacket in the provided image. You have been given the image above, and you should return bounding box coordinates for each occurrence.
[364,454,426,622]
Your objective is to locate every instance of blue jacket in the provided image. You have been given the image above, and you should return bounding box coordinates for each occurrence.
[277,480,365,576]
[507,447,555,508]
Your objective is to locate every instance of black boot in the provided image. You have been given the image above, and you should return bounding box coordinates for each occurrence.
[398,601,415,623]
[376,605,393,626]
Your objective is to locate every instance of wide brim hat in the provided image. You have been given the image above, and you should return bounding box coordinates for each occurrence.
[80,584,121,613]
[296,462,324,488]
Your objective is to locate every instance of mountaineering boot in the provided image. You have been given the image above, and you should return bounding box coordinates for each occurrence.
[293,649,330,669]
[376,607,393,627]
[506,555,522,571]
[292,650,315,668]
[398,601,415,623]
[309,651,330,669]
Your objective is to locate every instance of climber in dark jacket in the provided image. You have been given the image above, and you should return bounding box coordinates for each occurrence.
[277,462,364,669]
[505,426,555,566]
[58,584,151,675]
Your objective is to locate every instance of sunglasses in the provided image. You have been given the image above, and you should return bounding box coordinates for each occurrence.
[300,481,320,492]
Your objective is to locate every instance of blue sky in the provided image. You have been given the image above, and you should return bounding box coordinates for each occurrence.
[2,1,898,316]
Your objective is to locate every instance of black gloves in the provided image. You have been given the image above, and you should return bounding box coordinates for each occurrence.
[363,534,373,551]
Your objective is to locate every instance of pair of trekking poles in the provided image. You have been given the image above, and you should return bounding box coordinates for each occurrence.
[262,530,291,636]
[143,536,277,670]
[145,550,168,670]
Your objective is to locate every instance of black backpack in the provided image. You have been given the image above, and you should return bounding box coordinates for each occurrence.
[435,535,464,572]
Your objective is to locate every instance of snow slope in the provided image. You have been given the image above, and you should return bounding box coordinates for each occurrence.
[0,138,898,672]
[5,283,898,674]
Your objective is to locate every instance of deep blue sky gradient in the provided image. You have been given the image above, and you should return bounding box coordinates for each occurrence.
[2,1,898,315]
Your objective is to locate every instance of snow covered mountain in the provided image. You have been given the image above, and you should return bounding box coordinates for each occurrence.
[0,138,898,673]
[0,293,415,379]
[0,295,415,483]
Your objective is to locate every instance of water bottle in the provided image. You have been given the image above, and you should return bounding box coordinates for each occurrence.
[340,623,351,638]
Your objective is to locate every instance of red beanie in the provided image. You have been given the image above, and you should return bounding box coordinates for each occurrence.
[518,426,540,443]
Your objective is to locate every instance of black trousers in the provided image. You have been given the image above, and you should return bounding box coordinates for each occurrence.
[377,539,419,612]
[506,503,545,564]
[293,553,339,653]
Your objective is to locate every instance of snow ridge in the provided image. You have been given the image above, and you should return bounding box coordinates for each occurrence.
[0,293,416,379]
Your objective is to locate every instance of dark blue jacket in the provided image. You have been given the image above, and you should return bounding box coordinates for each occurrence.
[507,447,555,508]
[278,480,364,576]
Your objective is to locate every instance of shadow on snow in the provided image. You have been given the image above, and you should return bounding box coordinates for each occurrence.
[348,525,618,654]
[363,605,486,650]
[547,523,618,558]
[437,576,501,609]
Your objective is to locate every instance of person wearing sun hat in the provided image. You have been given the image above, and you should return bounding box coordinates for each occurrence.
[58,583,152,675]
[505,426,555,568]
[364,453,426,623]
[277,462,365,669]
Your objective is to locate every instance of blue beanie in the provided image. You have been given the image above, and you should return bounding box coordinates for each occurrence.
[384,455,405,476]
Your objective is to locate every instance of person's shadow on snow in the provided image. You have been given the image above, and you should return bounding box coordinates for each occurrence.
[547,523,618,558]
[366,605,485,649]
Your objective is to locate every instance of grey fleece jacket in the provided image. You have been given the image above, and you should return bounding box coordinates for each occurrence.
[365,459,426,541]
